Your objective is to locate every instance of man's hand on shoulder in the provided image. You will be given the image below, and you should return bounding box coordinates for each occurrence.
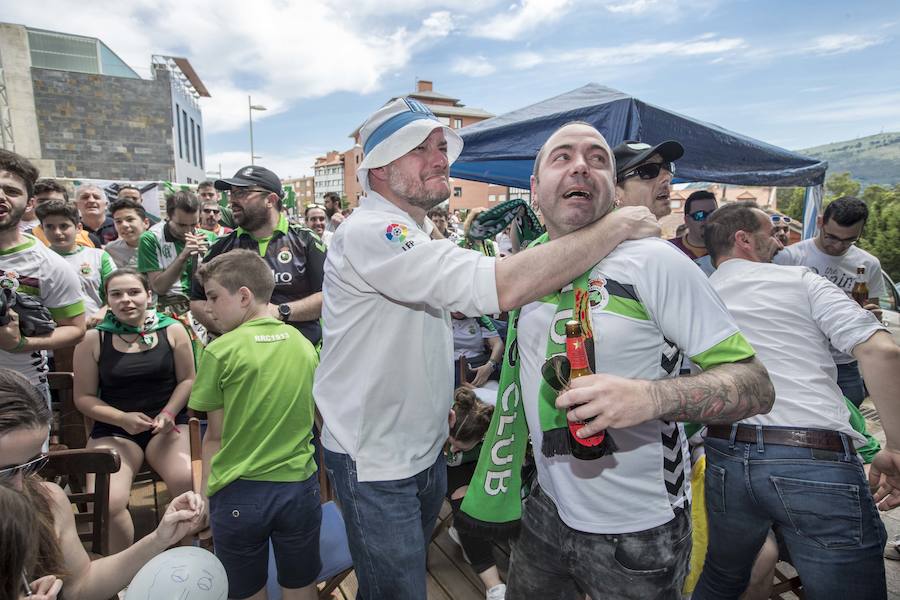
[602,206,660,242]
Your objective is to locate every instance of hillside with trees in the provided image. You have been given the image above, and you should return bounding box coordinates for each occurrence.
[799,133,900,187]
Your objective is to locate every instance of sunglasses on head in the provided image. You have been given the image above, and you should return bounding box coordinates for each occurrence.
[771,215,792,224]
[0,453,48,482]
[620,162,674,181]
[689,210,711,222]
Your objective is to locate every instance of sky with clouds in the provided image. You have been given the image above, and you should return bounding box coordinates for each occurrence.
[3,0,899,179]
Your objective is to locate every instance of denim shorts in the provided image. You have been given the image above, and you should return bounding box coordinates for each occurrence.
[209,475,322,599]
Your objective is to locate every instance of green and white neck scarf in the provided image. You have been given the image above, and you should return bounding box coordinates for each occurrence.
[94,310,178,345]
[456,233,613,537]
[467,198,544,248]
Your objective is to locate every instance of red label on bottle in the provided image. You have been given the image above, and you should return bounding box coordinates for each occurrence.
[569,421,606,446]
[566,337,589,370]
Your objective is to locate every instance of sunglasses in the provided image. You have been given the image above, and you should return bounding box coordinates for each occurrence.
[620,162,674,181]
[0,453,48,482]
[201,208,221,214]
[770,215,792,224]
[540,343,595,392]
[689,210,712,222]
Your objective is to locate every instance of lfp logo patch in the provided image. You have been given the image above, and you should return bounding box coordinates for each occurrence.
[385,223,408,244]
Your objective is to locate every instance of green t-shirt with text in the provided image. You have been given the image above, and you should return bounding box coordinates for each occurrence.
[188,317,318,495]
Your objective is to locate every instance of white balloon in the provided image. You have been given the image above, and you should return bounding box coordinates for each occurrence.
[125,547,228,600]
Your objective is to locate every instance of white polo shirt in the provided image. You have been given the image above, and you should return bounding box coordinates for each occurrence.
[315,191,500,482]
[709,259,886,445]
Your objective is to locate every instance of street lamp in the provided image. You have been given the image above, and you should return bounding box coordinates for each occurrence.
[248,95,267,165]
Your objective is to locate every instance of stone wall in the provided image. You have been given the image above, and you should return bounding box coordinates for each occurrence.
[31,67,175,180]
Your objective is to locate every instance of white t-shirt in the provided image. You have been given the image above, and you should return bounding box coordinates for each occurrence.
[315,192,500,482]
[774,239,883,364]
[519,238,754,534]
[0,236,85,385]
[710,259,885,445]
[452,316,498,360]
[58,246,115,316]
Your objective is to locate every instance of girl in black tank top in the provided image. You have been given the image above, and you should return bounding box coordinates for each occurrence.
[73,269,197,553]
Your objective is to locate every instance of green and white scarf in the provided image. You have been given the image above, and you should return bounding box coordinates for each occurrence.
[467,198,544,248]
[456,233,614,537]
[94,310,178,345]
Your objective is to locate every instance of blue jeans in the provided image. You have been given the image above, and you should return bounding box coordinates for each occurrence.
[693,433,887,600]
[837,360,866,407]
[323,449,446,600]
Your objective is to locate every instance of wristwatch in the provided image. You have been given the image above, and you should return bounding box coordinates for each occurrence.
[487,359,498,372]
[277,303,291,322]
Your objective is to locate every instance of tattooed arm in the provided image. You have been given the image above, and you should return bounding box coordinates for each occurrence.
[556,357,774,437]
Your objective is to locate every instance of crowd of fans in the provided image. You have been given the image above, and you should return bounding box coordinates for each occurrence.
[0,92,899,600]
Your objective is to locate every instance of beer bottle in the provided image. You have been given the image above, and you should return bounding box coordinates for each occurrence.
[851,266,869,307]
[565,320,615,460]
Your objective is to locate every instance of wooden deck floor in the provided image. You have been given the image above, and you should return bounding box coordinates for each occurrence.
[130,484,504,600]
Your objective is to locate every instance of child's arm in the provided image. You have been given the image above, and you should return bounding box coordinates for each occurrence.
[201,409,224,497]
[152,324,196,434]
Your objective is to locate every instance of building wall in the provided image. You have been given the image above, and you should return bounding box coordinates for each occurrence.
[342,145,363,207]
[0,23,54,175]
[314,151,344,202]
[165,65,205,184]
[31,67,175,180]
[284,175,315,207]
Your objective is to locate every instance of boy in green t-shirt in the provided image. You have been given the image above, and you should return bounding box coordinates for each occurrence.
[189,249,320,600]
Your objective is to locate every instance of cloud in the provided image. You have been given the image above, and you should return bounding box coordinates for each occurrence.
[205,149,322,180]
[505,35,746,70]
[451,55,496,77]
[469,0,572,41]
[2,0,456,134]
[802,33,886,55]
[779,90,900,124]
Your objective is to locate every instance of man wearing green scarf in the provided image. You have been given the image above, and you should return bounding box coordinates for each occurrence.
[460,122,775,599]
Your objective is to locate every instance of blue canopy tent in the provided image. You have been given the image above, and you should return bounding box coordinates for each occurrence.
[450,83,827,238]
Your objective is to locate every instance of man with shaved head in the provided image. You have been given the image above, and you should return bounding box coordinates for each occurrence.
[461,122,774,599]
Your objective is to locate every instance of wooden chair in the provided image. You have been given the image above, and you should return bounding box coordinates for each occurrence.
[188,417,214,549]
[43,447,121,556]
[47,372,87,450]
[771,565,804,599]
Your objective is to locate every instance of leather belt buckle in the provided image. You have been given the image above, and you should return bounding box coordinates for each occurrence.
[789,430,808,446]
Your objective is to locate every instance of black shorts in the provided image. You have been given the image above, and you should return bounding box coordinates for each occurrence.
[90,410,188,452]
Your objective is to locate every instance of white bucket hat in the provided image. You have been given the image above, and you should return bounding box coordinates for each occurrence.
[357,97,464,194]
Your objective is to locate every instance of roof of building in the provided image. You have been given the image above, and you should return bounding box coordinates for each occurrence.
[168,57,210,97]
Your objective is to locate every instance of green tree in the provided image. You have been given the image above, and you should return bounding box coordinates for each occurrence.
[858,183,900,281]
[776,187,805,221]
[825,171,861,200]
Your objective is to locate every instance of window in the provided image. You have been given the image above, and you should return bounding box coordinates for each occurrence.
[489,195,497,202]
[176,105,183,159]
[181,110,189,164]
[197,124,203,169]
[499,194,506,203]
[190,117,197,166]
[454,118,463,129]
[453,187,462,198]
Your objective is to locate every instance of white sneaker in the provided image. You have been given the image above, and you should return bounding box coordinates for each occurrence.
[486,583,506,600]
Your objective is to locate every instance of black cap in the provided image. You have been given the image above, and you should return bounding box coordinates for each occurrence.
[215,165,283,198]
[613,140,684,176]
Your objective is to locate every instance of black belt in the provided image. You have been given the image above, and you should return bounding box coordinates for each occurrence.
[706,425,855,454]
